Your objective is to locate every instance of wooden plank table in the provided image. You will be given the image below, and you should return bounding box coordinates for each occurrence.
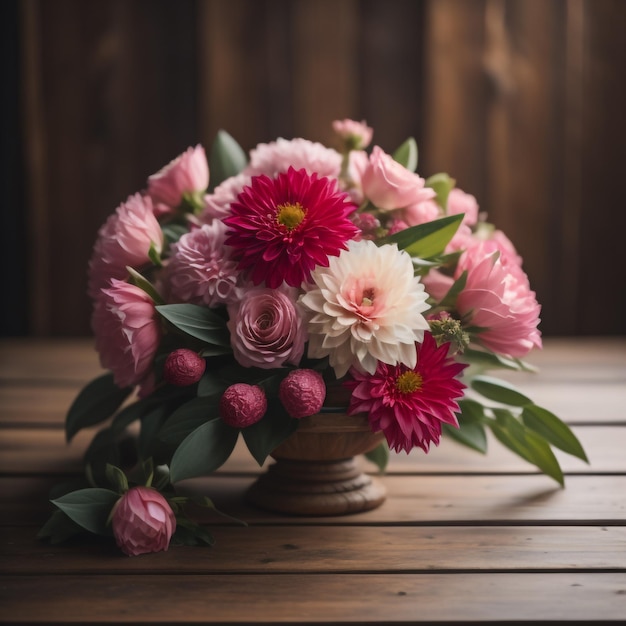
[1,336,625,624]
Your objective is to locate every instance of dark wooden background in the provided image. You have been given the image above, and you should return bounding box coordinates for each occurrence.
[2,0,625,337]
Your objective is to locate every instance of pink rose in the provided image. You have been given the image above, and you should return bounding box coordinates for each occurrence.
[455,244,542,358]
[227,286,306,369]
[88,193,163,299]
[111,486,176,556]
[147,145,209,208]
[361,146,435,211]
[92,279,161,389]
[402,198,441,227]
[332,118,374,149]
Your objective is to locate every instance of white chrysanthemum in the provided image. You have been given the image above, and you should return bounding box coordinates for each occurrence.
[299,239,430,378]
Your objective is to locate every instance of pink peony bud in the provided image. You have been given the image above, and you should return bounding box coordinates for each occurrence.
[111,486,176,557]
[220,383,267,428]
[279,369,326,419]
[163,349,206,386]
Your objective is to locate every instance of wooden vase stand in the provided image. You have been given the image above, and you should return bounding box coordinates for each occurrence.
[245,455,387,516]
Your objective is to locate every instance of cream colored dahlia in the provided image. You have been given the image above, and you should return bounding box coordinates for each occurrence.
[299,239,430,378]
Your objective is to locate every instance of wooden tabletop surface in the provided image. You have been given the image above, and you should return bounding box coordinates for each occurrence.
[1,336,625,624]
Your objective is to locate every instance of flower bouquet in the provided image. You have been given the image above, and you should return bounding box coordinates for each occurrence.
[39,119,588,556]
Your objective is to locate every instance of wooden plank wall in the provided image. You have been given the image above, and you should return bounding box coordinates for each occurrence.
[13,0,626,337]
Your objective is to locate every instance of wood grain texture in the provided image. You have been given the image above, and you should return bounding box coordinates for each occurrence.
[1,573,625,623]
[0,337,624,624]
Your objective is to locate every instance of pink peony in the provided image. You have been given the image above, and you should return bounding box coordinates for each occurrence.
[346,333,467,454]
[91,279,161,389]
[361,146,435,211]
[224,167,359,288]
[147,145,209,209]
[300,239,431,378]
[163,221,243,307]
[332,118,374,150]
[111,486,176,556]
[455,243,542,358]
[163,349,206,386]
[227,286,306,369]
[88,194,163,299]
[279,369,326,418]
[244,137,342,179]
[220,384,267,428]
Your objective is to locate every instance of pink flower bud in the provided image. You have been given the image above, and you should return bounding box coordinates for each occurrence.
[279,369,326,418]
[220,383,267,428]
[111,486,176,557]
[163,349,206,386]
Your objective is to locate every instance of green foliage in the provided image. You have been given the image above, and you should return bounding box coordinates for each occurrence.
[156,303,231,349]
[470,375,532,407]
[169,418,239,483]
[380,214,464,259]
[158,396,221,444]
[364,441,390,474]
[242,398,299,466]
[392,137,418,172]
[65,374,133,442]
[50,488,120,535]
[208,129,247,191]
[426,172,455,210]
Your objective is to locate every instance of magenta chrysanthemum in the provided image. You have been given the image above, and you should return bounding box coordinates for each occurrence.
[223,167,359,288]
[346,333,467,454]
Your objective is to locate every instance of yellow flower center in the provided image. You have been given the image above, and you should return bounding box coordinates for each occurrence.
[396,371,423,394]
[276,202,306,230]
[361,287,375,307]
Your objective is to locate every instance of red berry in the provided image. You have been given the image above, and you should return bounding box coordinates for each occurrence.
[279,369,326,418]
[163,349,206,386]
[220,384,267,428]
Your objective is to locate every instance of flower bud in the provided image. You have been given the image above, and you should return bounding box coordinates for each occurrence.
[111,486,176,557]
[220,383,267,428]
[279,369,326,418]
[163,349,206,386]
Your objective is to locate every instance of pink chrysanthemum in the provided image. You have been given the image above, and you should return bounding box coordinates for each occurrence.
[223,167,359,288]
[163,221,243,307]
[346,333,467,454]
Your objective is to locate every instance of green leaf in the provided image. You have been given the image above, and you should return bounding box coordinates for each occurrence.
[490,409,564,486]
[380,214,464,259]
[169,418,239,483]
[105,464,128,494]
[242,398,299,466]
[522,404,589,463]
[438,271,467,308]
[127,266,163,304]
[364,441,389,473]
[444,421,488,453]
[197,372,228,397]
[65,374,133,442]
[425,172,456,210]
[51,488,120,535]
[208,130,247,191]
[470,375,532,407]
[37,510,84,544]
[162,222,189,246]
[156,303,231,347]
[171,518,215,547]
[158,396,221,444]
[392,137,418,172]
[461,348,538,373]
